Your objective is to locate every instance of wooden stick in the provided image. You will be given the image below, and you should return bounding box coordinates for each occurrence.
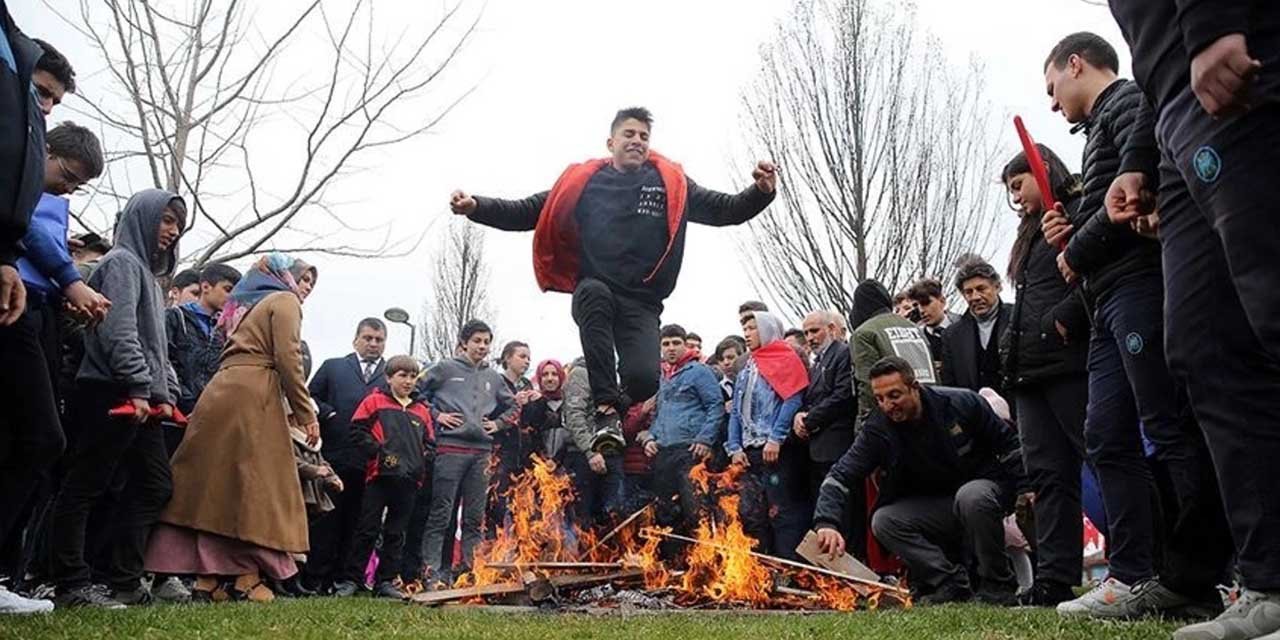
[586,502,653,556]
[486,561,625,571]
[410,569,644,606]
[773,585,819,599]
[640,528,907,595]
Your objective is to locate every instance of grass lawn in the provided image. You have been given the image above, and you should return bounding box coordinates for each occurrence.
[1,598,1181,640]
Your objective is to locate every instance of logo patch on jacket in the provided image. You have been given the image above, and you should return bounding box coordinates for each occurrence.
[383,453,400,469]
[1193,146,1221,184]
[1125,332,1144,355]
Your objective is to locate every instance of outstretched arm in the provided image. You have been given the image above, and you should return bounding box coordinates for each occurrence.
[685,161,777,227]
[450,189,549,232]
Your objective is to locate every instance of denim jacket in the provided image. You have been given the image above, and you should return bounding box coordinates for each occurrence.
[727,359,803,454]
[647,359,723,448]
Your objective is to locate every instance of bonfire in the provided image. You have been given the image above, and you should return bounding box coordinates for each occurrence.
[420,455,910,611]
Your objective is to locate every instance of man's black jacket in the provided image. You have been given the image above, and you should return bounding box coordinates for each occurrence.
[940,302,1013,396]
[0,3,46,267]
[1063,79,1163,303]
[813,386,1026,529]
[309,353,387,471]
[802,339,856,464]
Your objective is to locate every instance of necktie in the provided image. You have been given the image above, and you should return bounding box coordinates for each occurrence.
[362,360,376,382]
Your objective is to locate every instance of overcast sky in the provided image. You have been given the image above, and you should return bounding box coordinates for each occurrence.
[16,0,1127,367]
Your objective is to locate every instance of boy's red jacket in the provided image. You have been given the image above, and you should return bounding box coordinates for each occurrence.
[351,387,436,485]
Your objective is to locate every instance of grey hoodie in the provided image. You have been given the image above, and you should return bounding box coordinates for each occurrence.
[78,189,184,401]
[420,355,516,450]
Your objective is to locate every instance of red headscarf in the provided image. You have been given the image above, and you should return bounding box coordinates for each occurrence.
[535,359,566,400]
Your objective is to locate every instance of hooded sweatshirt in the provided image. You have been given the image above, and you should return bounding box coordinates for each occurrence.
[419,355,516,451]
[78,189,184,401]
[850,280,936,429]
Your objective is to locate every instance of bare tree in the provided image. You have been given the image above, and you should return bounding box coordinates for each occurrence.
[738,0,1003,320]
[418,218,494,363]
[46,0,481,267]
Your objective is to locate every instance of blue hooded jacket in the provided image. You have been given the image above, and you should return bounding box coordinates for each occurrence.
[17,193,80,303]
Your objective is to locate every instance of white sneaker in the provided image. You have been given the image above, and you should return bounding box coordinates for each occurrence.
[153,576,192,603]
[1176,590,1280,640]
[0,585,54,614]
[1056,577,1142,619]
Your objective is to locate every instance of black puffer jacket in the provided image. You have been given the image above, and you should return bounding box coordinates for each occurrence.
[165,305,225,415]
[1063,79,1162,304]
[1002,194,1091,388]
[0,5,46,267]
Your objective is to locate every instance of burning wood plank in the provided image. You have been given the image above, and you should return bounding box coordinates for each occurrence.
[585,502,653,556]
[641,527,908,596]
[410,569,645,607]
[486,561,626,571]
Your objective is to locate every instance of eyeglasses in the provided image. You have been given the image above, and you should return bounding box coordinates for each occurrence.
[56,156,88,193]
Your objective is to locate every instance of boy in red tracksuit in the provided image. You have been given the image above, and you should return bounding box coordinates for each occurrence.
[334,355,435,600]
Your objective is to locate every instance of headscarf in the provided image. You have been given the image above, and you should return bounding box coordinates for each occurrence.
[216,252,317,338]
[534,359,566,400]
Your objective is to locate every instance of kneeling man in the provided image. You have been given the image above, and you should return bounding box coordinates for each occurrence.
[813,356,1026,605]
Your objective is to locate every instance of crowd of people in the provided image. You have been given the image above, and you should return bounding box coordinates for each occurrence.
[3,2,1280,640]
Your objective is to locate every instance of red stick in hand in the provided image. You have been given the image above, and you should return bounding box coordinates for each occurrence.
[108,403,189,425]
[1014,116,1065,250]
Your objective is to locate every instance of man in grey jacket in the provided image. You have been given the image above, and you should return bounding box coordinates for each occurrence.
[562,357,626,532]
[48,189,185,609]
[418,319,515,587]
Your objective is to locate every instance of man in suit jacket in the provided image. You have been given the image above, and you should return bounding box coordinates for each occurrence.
[941,260,1014,400]
[301,317,388,592]
[792,310,861,557]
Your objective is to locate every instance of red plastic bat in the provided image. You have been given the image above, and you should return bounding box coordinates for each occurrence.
[1014,116,1065,250]
[109,403,189,426]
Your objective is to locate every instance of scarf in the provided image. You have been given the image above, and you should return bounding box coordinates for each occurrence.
[216,252,316,338]
[747,311,809,402]
[535,359,565,400]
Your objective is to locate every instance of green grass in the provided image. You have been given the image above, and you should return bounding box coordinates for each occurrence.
[0,598,1181,640]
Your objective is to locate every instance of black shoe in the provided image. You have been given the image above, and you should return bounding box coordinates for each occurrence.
[55,584,127,610]
[976,583,1018,607]
[917,580,974,605]
[332,580,359,598]
[112,584,154,606]
[373,581,406,601]
[1016,581,1076,607]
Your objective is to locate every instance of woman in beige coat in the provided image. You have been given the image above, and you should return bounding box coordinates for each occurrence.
[144,253,318,602]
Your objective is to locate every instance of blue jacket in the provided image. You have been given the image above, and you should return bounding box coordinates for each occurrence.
[727,359,803,454]
[17,193,80,303]
[649,358,722,448]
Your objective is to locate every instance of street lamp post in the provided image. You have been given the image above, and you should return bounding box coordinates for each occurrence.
[383,307,416,356]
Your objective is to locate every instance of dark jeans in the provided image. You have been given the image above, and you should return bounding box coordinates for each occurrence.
[570,278,661,409]
[303,464,366,587]
[1014,375,1088,587]
[1084,276,1191,585]
[345,478,415,586]
[486,432,523,538]
[399,478,455,583]
[49,382,172,590]
[739,447,810,561]
[808,460,865,562]
[0,303,67,553]
[651,447,701,534]
[870,480,1013,592]
[422,451,488,577]
[1152,127,1280,590]
[563,450,625,531]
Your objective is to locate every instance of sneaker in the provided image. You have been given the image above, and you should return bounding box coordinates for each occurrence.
[112,584,154,606]
[1017,581,1076,607]
[373,581,406,601]
[917,579,974,605]
[55,584,127,610]
[152,576,191,604]
[1174,589,1280,640]
[332,580,359,598]
[0,585,54,614]
[1126,579,1196,617]
[591,411,625,454]
[1057,577,1151,619]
